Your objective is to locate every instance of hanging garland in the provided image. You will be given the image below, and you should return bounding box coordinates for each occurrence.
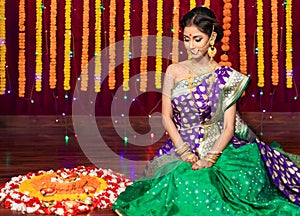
[49,0,57,89]
[80,0,90,91]
[140,0,149,92]
[219,0,232,67]
[63,0,72,91]
[123,0,131,91]
[256,0,264,88]
[285,0,293,88]
[155,0,163,89]
[171,0,180,64]
[108,0,116,90]
[238,0,247,75]
[190,0,196,10]
[35,1,43,92]
[0,0,6,95]
[18,0,25,97]
[271,0,279,86]
[204,0,210,8]
[94,1,102,93]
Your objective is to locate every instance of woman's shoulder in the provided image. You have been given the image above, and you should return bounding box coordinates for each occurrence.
[166,62,189,76]
[167,61,188,70]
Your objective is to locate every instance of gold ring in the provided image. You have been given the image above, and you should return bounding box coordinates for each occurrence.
[187,154,195,160]
[195,161,202,166]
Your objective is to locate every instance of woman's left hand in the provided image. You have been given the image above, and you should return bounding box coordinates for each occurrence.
[191,159,213,170]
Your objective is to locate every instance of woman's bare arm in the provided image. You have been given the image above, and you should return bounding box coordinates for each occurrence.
[162,64,183,148]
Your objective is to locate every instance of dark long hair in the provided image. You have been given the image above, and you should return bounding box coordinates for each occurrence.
[180,7,223,42]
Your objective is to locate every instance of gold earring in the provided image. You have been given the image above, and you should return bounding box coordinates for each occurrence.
[208,40,217,60]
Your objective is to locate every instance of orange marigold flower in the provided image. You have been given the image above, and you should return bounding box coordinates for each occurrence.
[220,54,229,61]
[223,30,231,37]
[221,44,230,51]
[223,9,231,16]
[221,36,230,43]
[224,3,232,9]
[223,16,231,23]
[223,23,231,29]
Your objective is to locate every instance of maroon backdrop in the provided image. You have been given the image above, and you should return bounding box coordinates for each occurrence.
[0,0,300,116]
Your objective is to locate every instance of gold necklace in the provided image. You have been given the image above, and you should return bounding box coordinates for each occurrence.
[186,61,217,91]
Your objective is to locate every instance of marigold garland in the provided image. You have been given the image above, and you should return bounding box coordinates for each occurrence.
[219,0,232,67]
[49,0,57,89]
[64,0,72,91]
[238,0,247,75]
[140,0,149,92]
[190,0,196,10]
[108,0,116,90]
[285,0,293,88]
[172,0,180,64]
[123,0,131,91]
[94,1,102,93]
[156,0,163,89]
[35,1,43,92]
[18,0,25,97]
[204,0,210,8]
[256,0,265,87]
[0,1,6,95]
[271,0,279,86]
[80,0,90,92]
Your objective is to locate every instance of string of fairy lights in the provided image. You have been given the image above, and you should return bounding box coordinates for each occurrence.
[0,0,296,144]
[0,1,297,115]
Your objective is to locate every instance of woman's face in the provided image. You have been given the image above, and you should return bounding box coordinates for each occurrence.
[183,25,210,59]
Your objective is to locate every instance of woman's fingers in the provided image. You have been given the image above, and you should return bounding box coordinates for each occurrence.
[192,160,213,170]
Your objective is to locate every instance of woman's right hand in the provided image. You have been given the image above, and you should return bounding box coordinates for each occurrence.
[182,153,198,164]
[192,159,213,170]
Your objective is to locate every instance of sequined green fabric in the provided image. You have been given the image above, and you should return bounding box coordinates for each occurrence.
[113,143,300,216]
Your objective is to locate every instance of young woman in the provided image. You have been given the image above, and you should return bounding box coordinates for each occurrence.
[113,7,300,215]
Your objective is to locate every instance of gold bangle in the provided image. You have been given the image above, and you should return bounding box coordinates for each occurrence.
[181,152,195,161]
[203,153,220,164]
[205,154,219,160]
[176,142,190,156]
[203,157,217,164]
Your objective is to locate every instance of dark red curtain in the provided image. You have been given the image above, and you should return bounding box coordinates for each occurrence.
[1,0,300,115]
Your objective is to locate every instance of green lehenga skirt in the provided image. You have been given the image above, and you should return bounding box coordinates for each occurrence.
[112,142,300,216]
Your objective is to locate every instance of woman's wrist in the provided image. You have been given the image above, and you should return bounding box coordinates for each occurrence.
[202,150,222,164]
[175,142,190,156]
[208,150,222,155]
[175,142,198,161]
